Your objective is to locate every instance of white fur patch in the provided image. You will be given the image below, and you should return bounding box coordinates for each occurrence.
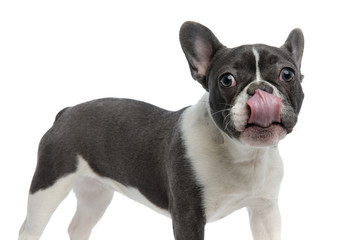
[230,87,250,133]
[19,174,77,240]
[252,47,262,82]
[181,94,284,222]
[76,156,171,218]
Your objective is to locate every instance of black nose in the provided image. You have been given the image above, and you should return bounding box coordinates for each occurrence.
[247,82,274,95]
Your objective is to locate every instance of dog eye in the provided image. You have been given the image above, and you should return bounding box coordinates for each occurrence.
[279,68,295,82]
[219,74,237,88]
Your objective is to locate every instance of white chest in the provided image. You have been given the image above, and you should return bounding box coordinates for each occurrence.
[199,150,283,222]
[181,97,284,222]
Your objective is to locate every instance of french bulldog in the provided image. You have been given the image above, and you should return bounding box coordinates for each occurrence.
[19,21,304,240]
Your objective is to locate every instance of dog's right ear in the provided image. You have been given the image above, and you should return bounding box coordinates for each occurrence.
[180,21,224,90]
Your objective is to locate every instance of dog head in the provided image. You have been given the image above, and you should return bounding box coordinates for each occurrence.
[180,21,304,147]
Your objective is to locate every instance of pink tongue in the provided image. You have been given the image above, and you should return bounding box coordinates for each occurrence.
[246,89,282,128]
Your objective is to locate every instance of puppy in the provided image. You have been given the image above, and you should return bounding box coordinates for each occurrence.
[19,21,304,240]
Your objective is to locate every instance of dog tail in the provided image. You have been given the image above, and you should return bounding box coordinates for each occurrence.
[54,107,70,123]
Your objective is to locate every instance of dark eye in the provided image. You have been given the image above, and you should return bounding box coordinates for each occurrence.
[219,74,237,88]
[280,68,295,82]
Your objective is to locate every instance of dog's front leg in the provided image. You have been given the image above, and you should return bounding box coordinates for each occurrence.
[171,210,205,240]
[247,202,281,240]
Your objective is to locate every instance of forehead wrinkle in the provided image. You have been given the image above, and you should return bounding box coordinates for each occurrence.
[232,51,253,68]
[226,48,256,88]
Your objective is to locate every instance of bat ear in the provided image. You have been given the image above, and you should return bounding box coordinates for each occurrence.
[180,21,224,90]
[281,28,304,68]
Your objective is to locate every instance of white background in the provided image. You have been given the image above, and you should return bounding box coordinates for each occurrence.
[1,0,359,239]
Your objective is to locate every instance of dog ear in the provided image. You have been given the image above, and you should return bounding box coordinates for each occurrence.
[180,21,224,90]
[281,28,304,68]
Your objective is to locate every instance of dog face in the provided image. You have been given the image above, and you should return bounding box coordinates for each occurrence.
[180,22,304,146]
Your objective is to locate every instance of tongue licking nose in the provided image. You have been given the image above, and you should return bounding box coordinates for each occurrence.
[246,89,282,128]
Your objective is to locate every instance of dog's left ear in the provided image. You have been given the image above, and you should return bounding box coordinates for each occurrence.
[180,21,224,90]
[281,28,304,69]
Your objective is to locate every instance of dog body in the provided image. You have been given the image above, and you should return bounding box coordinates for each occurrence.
[19,22,304,240]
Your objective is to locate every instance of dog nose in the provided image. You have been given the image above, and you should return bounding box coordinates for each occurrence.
[247,82,273,95]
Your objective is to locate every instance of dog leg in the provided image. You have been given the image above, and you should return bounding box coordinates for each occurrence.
[170,199,206,240]
[247,202,281,240]
[68,177,114,240]
[19,174,76,240]
[172,217,205,240]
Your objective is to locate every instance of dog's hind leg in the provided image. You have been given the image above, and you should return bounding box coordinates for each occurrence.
[68,177,114,240]
[19,127,79,240]
[19,173,76,240]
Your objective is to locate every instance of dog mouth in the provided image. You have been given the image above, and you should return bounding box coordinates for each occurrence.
[246,89,282,128]
[219,88,295,145]
[232,89,287,146]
